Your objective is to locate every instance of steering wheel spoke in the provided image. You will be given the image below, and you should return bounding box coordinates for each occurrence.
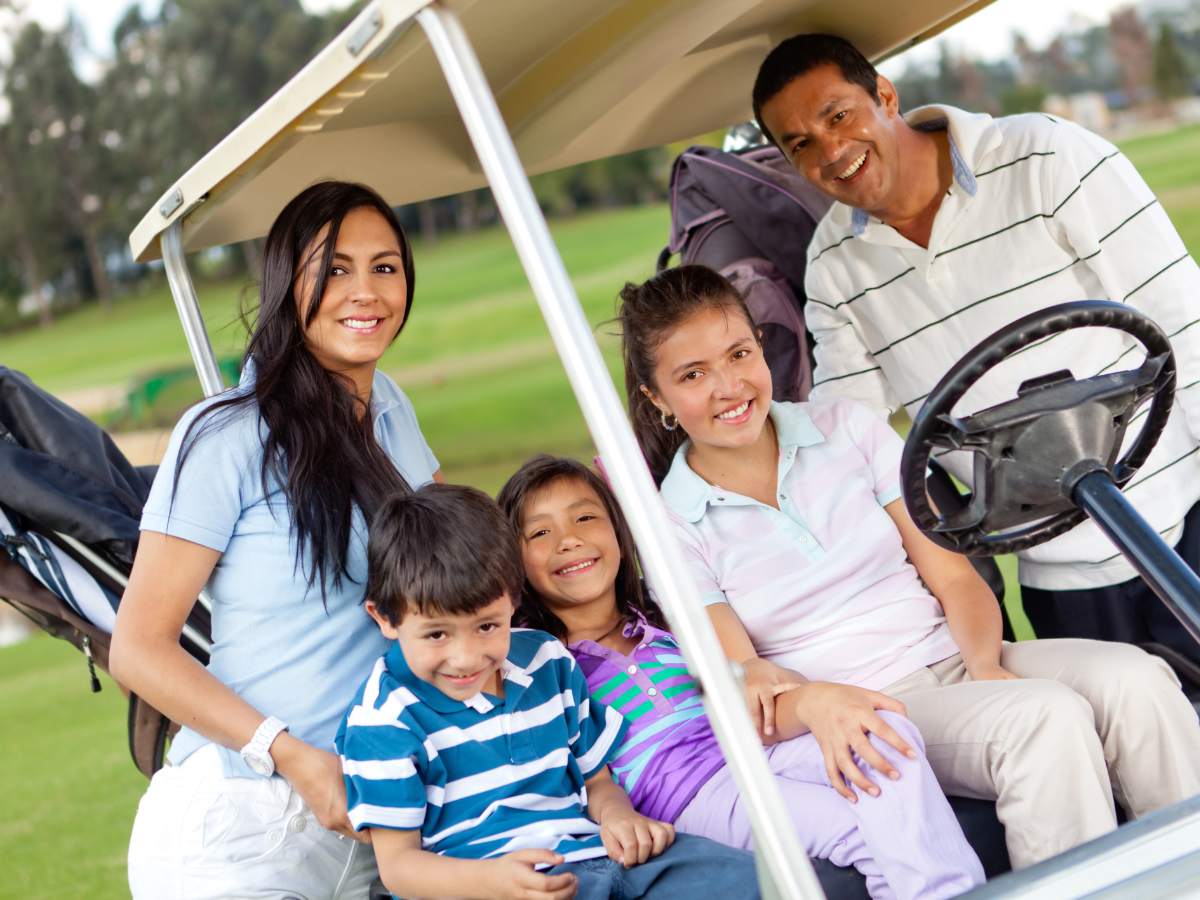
[902,301,1176,557]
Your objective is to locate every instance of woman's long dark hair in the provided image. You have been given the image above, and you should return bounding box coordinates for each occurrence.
[617,265,758,484]
[175,181,416,600]
[497,455,666,642]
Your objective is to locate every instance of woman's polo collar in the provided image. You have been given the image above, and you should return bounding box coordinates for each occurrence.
[659,401,825,523]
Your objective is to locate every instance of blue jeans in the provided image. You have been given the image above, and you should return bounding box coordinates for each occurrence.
[545,833,759,900]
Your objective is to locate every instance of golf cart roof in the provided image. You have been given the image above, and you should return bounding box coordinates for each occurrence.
[129,0,994,263]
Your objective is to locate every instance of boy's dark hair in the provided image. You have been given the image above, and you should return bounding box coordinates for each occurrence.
[752,34,881,147]
[617,265,760,484]
[497,455,667,642]
[367,483,524,624]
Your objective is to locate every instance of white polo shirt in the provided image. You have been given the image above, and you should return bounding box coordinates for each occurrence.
[804,105,1200,591]
[661,399,959,690]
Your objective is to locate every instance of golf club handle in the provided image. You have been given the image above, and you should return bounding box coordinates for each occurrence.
[1074,471,1200,644]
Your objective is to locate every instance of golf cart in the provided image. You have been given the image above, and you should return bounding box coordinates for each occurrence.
[117,1,1200,898]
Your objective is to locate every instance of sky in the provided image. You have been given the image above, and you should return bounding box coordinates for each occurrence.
[7,0,1182,79]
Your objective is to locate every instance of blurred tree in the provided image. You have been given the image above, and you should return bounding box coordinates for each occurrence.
[1154,22,1192,100]
[1110,8,1153,103]
[4,21,115,310]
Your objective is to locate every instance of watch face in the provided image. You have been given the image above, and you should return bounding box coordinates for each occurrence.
[242,752,272,776]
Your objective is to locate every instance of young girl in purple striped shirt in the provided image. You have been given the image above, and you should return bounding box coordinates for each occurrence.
[497,455,983,900]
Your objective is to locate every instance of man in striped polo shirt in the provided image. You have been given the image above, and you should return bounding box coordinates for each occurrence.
[754,35,1200,663]
[336,483,760,900]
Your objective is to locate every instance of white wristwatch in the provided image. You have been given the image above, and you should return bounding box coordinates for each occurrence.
[240,716,289,776]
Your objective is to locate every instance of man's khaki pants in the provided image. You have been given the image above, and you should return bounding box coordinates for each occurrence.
[882,638,1200,870]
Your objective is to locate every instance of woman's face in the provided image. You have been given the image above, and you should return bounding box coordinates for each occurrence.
[520,477,623,617]
[294,207,408,376]
[644,305,773,452]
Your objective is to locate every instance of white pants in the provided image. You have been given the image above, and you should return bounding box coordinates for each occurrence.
[128,743,378,900]
[883,639,1200,869]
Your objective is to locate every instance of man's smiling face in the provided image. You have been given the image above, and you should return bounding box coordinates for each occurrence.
[759,63,904,215]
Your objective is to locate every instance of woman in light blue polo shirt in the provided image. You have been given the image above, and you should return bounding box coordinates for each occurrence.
[111,182,440,899]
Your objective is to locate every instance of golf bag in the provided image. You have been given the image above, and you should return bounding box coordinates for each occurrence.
[0,366,211,777]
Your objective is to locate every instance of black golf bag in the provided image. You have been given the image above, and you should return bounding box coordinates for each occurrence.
[0,366,211,777]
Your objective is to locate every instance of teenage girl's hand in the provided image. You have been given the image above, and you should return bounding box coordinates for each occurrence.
[742,657,803,738]
[786,682,916,802]
[273,734,370,843]
[968,662,1020,681]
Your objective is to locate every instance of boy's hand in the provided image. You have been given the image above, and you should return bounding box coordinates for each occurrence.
[787,682,916,802]
[486,850,578,900]
[599,806,675,868]
[742,657,802,737]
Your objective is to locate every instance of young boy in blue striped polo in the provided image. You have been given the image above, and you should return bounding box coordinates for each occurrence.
[336,482,760,900]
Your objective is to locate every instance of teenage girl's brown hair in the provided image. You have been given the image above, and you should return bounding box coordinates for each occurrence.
[497,455,666,642]
[617,265,759,484]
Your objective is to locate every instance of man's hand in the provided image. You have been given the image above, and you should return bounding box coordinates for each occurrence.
[786,682,916,802]
[742,657,803,737]
[598,806,675,868]
[485,850,578,900]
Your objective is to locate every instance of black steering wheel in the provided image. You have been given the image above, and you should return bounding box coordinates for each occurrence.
[901,300,1176,556]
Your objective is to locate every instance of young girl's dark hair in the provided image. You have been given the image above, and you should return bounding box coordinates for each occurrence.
[176,181,416,599]
[617,265,758,484]
[497,455,666,642]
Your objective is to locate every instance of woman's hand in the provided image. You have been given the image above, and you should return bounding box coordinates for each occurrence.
[273,734,370,843]
[786,682,916,802]
[741,657,803,738]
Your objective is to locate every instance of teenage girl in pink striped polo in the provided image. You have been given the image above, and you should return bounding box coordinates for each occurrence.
[497,455,984,900]
[618,265,1200,870]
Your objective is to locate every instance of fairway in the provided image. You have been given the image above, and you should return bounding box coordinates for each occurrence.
[5,125,1200,898]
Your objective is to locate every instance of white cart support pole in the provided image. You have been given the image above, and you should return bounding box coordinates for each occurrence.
[417,6,823,899]
[161,219,225,399]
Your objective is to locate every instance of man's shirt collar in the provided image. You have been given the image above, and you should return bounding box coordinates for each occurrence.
[849,104,1001,237]
[384,638,532,715]
[659,401,825,523]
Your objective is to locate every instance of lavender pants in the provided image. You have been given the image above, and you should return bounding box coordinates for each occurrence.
[673,711,984,900]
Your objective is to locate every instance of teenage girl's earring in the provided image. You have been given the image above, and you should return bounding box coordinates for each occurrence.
[660,412,678,431]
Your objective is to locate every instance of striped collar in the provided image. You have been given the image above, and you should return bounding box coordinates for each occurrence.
[850,104,1000,237]
[659,400,825,523]
[384,637,533,715]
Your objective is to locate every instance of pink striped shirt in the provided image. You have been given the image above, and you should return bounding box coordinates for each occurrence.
[661,399,959,690]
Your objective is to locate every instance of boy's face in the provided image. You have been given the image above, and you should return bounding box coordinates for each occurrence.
[366,593,514,701]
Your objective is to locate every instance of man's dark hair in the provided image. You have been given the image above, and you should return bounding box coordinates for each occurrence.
[752,34,881,147]
[367,483,524,624]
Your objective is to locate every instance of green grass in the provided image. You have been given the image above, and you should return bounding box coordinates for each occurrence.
[6,125,1200,894]
[0,633,146,900]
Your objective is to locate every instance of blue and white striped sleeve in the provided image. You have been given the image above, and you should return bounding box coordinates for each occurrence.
[338,703,429,832]
[564,653,628,780]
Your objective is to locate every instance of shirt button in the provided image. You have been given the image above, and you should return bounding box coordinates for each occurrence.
[290,815,306,833]
[627,665,637,675]
[717,497,725,502]
[266,829,281,845]
[800,536,808,543]
[647,688,659,697]
[780,493,787,500]
[639,644,647,650]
